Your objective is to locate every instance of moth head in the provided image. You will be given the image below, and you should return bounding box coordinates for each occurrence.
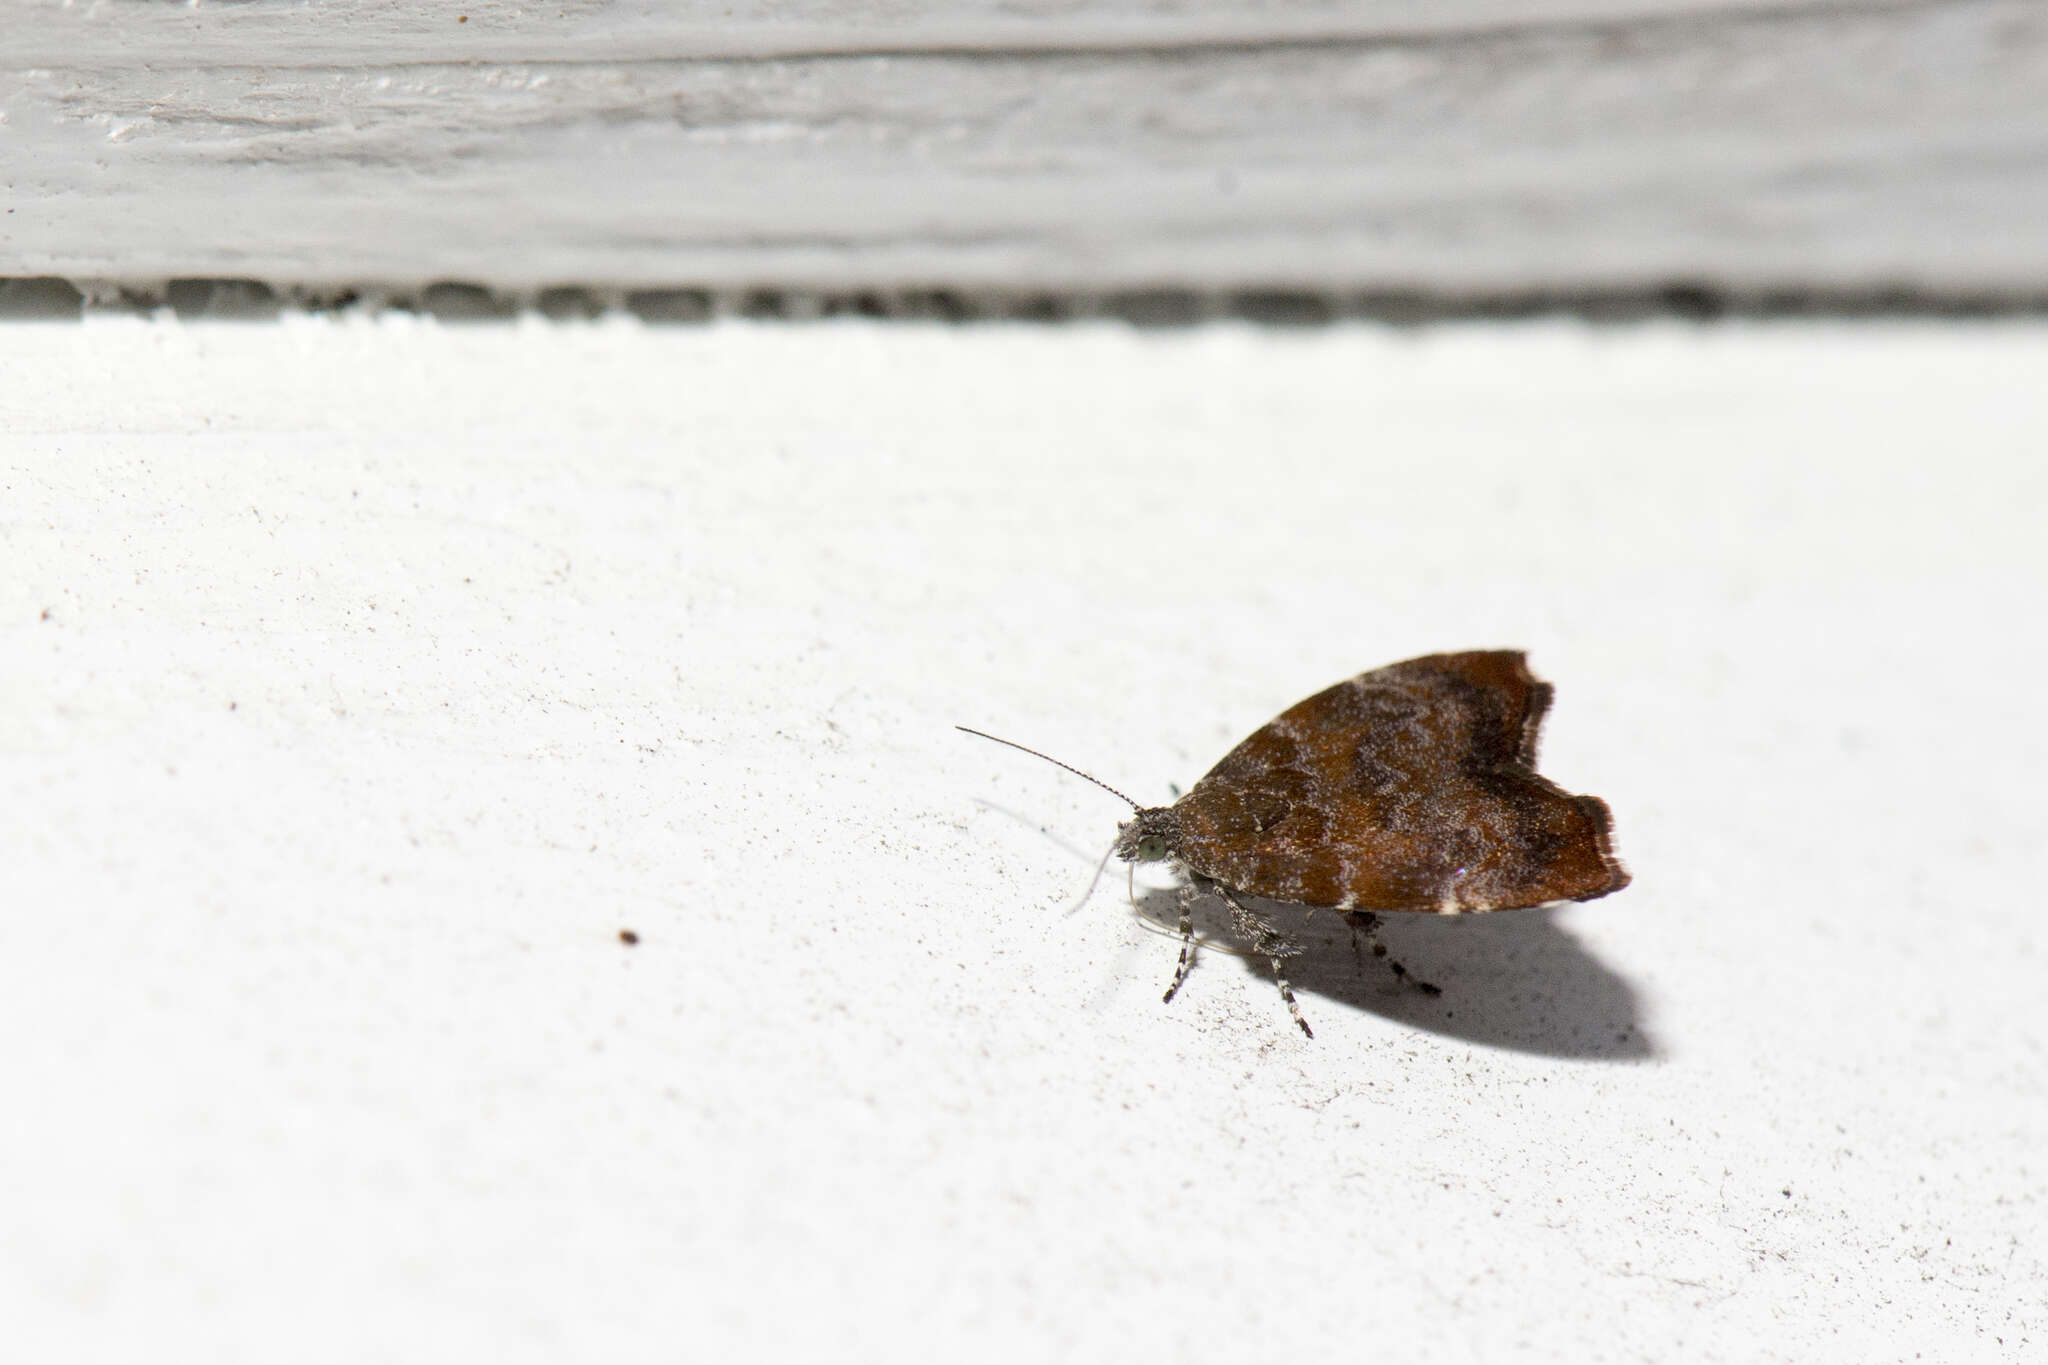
[1114,807,1181,864]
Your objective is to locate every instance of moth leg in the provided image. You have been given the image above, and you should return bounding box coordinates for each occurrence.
[1210,880,1313,1039]
[1161,880,1199,1006]
[1346,910,1372,973]
[1344,911,1442,996]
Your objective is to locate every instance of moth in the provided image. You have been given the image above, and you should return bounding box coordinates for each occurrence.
[962,650,1629,1037]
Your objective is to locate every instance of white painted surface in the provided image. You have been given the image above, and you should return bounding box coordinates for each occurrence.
[4,0,2045,291]
[3,315,2043,1361]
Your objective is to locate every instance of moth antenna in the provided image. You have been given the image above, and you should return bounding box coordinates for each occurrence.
[954,726,1141,810]
[1063,836,1121,917]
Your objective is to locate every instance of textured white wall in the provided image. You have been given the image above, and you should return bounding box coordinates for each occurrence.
[4,0,2045,293]
[5,314,2044,1361]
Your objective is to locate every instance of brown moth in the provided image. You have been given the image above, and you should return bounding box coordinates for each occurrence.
[963,651,1629,1038]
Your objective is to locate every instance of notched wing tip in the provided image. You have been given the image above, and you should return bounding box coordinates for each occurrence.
[1569,792,1632,900]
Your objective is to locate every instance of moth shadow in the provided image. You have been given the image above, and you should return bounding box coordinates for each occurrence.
[1132,887,1656,1060]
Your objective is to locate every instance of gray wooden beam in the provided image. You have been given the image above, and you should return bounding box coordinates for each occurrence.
[4,0,2044,293]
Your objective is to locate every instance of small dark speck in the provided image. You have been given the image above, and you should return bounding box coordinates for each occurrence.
[1782,1187,1792,1197]
[618,929,640,946]
[40,608,51,620]
[229,701,238,711]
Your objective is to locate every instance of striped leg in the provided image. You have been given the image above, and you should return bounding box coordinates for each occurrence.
[1345,911,1441,996]
[1210,880,1313,1039]
[1161,880,1199,1005]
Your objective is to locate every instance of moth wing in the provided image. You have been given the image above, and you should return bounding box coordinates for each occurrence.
[1172,651,1629,911]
